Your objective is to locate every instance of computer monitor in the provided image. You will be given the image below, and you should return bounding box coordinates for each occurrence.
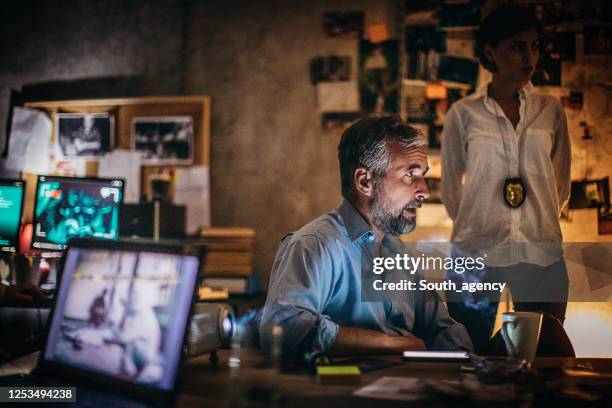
[0,178,25,253]
[41,238,200,397]
[32,176,124,251]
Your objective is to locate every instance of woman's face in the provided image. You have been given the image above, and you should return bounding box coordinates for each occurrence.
[485,28,540,86]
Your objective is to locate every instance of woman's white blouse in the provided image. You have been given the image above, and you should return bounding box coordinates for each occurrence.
[441,82,571,267]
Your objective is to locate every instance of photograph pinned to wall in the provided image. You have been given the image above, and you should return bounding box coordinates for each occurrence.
[584,26,611,55]
[132,116,194,165]
[561,91,584,110]
[403,80,429,121]
[316,82,359,113]
[367,23,390,44]
[428,124,443,150]
[359,40,399,113]
[321,112,363,131]
[532,54,561,86]
[405,27,446,80]
[437,56,479,89]
[542,32,577,61]
[57,113,114,158]
[323,11,363,37]
[310,56,351,85]
[439,2,480,27]
[529,2,564,25]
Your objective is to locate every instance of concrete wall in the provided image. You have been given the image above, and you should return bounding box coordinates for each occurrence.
[3,0,609,288]
[0,0,397,285]
[186,0,397,285]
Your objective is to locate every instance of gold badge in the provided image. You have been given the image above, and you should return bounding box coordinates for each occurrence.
[504,178,526,208]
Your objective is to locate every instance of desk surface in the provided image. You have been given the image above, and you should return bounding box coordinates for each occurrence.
[177,351,612,407]
[2,350,611,407]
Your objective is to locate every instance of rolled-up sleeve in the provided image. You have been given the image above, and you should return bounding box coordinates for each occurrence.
[550,101,571,212]
[441,105,466,221]
[259,235,339,357]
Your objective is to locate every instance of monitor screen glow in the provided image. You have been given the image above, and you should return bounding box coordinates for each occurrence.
[32,176,124,251]
[43,246,199,390]
[0,179,25,253]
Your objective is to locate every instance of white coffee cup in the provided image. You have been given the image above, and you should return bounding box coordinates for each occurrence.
[501,312,543,363]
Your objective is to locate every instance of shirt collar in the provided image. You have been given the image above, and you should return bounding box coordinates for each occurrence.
[336,199,376,243]
[478,81,533,116]
[475,81,534,98]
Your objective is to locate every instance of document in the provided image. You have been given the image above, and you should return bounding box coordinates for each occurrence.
[98,149,142,203]
[174,165,211,234]
[353,377,424,401]
[4,107,53,173]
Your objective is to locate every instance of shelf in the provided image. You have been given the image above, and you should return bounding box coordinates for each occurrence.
[402,79,472,91]
[440,26,478,32]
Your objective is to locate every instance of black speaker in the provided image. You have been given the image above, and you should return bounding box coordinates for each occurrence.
[119,202,186,239]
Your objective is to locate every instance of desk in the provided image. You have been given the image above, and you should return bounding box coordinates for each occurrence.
[2,350,611,406]
[177,351,612,407]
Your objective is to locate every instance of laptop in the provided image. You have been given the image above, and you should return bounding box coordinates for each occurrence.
[0,238,202,407]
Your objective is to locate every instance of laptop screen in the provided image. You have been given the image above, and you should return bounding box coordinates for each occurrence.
[43,244,198,391]
[32,176,124,251]
[0,179,25,253]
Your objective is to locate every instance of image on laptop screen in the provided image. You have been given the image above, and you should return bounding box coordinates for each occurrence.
[32,176,124,250]
[43,245,199,391]
[0,179,25,253]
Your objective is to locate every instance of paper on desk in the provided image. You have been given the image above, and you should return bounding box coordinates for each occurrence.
[0,351,39,376]
[174,165,211,233]
[98,149,142,203]
[4,107,53,173]
[353,377,425,402]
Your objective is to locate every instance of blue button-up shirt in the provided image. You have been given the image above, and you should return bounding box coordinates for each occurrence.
[259,199,473,356]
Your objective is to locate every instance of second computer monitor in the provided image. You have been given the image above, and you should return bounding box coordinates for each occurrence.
[0,178,25,253]
[32,176,125,251]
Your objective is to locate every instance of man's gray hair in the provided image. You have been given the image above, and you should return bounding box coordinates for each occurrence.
[338,115,426,197]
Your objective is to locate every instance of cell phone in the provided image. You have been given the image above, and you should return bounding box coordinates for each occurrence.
[402,350,470,362]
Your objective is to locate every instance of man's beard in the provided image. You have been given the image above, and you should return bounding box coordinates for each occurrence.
[369,181,422,235]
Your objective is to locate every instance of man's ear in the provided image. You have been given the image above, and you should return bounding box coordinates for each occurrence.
[354,167,374,197]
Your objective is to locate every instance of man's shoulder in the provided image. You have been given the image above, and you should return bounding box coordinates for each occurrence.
[280,211,350,252]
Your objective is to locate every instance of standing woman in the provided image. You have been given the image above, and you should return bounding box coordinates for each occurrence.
[441,5,571,354]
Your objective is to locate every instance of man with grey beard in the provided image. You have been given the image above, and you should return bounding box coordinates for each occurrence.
[260,115,473,357]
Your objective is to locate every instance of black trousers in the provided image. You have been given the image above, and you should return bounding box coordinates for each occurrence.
[445,257,569,355]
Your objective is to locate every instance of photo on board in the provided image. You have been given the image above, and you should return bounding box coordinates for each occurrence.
[57,113,114,158]
[132,116,194,165]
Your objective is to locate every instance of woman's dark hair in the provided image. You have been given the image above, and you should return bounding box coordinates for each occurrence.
[476,5,543,72]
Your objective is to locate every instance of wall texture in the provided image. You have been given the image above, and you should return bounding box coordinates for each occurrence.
[0,0,397,285]
[0,0,184,146]
[6,1,606,288]
[186,0,397,285]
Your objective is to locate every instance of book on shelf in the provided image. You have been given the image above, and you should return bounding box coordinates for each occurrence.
[198,226,256,277]
[204,266,253,277]
[206,252,253,264]
[203,274,261,295]
[198,286,229,301]
[200,227,255,239]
